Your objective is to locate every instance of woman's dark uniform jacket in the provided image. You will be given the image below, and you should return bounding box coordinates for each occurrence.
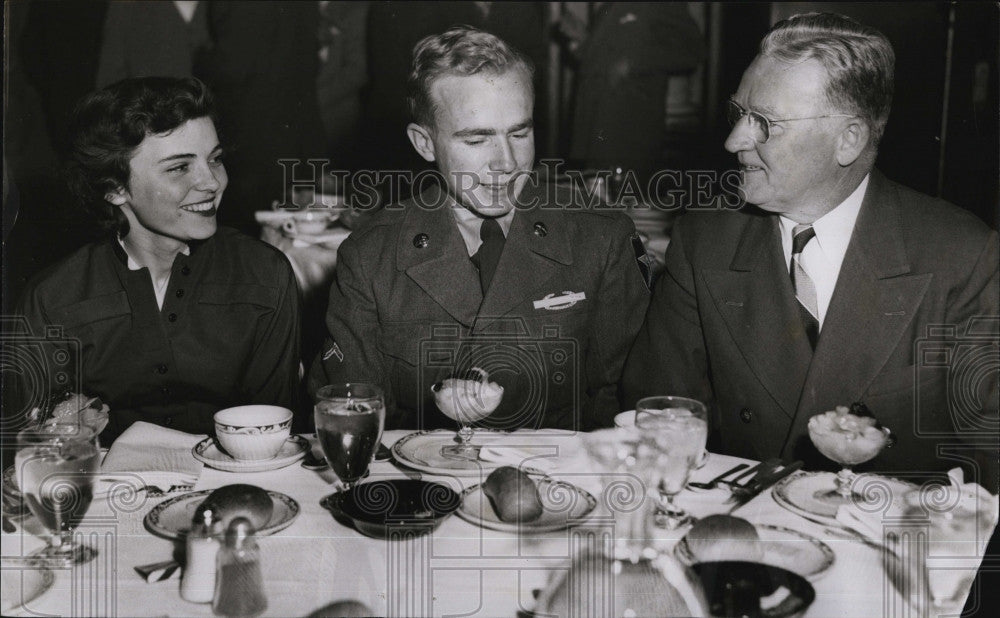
[14,227,301,442]
[309,182,651,431]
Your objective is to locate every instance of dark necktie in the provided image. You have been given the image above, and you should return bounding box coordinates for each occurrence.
[472,218,505,293]
[791,224,819,348]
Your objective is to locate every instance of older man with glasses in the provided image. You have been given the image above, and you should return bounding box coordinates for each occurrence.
[624,12,998,491]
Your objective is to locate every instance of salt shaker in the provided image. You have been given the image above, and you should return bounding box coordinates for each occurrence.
[180,508,222,603]
[213,517,267,616]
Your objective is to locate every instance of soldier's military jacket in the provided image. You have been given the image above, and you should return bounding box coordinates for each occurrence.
[308,182,650,431]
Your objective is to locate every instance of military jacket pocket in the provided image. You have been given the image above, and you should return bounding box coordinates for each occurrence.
[51,291,131,331]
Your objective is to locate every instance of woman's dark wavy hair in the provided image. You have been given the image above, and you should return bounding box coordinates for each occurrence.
[65,76,216,236]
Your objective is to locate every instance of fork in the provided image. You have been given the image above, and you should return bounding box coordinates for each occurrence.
[687,463,750,490]
[713,458,783,491]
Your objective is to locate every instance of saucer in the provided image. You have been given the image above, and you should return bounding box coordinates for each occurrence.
[614,410,636,427]
[391,429,574,477]
[456,474,597,533]
[0,557,54,614]
[772,470,916,526]
[144,489,300,539]
[192,435,309,473]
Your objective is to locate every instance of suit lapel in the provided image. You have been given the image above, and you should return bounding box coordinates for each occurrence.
[702,212,813,419]
[474,193,573,332]
[396,187,482,327]
[793,172,932,425]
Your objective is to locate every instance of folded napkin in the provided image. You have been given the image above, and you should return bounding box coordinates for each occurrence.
[477,430,585,476]
[836,468,999,547]
[100,422,205,493]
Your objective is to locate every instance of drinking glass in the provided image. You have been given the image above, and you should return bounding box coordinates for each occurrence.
[431,368,503,459]
[15,423,101,564]
[581,427,658,563]
[635,396,708,529]
[314,383,386,492]
[901,487,998,612]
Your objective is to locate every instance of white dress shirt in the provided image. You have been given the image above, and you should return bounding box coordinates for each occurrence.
[778,174,869,329]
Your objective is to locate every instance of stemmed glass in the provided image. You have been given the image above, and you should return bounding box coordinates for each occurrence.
[314,383,386,492]
[431,368,503,459]
[807,406,891,506]
[581,427,658,563]
[15,423,101,565]
[635,396,708,530]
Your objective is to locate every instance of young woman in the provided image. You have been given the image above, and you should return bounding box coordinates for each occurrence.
[16,77,301,442]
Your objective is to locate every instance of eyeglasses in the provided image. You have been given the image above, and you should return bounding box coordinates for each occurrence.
[726,99,856,143]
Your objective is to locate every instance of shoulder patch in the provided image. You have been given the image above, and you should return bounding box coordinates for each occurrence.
[631,232,654,290]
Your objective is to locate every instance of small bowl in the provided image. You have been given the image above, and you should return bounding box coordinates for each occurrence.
[321,479,460,539]
[214,405,293,461]
[691,561,815,618]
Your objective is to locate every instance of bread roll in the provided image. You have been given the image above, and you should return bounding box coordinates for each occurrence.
[194,484,273,530]
[685,514,764,562]
[483,467,544,523]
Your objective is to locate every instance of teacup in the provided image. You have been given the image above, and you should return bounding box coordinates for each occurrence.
[282,210,336,236]
[214,405,293,461]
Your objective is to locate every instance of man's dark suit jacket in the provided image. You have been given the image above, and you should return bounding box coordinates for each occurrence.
[624,171,999,491]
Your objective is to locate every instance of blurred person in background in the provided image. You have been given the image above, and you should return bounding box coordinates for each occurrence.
[558,2,704,182]
[317,1,370,170]
[96,0,210,87]
[195,0,326,234]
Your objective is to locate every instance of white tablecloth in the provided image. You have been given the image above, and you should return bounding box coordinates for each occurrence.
[1,430,985,617]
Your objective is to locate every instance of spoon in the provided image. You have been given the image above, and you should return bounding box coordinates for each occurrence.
[687,463,751,490]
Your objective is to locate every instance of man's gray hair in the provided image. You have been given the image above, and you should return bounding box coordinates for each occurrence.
[761,12,894,147]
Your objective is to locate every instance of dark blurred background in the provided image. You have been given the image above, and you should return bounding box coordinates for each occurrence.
[4,1,998,312]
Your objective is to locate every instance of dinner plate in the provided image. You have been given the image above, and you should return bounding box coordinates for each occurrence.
[390,429,514,476]
[0,557,54,614]
[2,465,21,501]
[144,489,300,539]
[675,524,835,579]
[192,435,309,473]
[456,474,597,533]
[772,470,916,526]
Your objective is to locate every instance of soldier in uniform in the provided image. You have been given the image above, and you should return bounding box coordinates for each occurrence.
[308,26,650,431]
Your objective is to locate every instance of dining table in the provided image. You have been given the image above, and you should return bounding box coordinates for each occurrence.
[1,428,989,617]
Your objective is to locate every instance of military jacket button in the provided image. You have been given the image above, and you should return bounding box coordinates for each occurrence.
[533,222,548,237]
[413,233,430,248]
[739,408,753,423]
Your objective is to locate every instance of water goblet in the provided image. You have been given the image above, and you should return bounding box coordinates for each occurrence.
[581,427,658,563]
[900,483,999,612]
[431,368,503,459]
[635,396,708,529]
[807,406,891,507]
[314,383,386,492]
[15,423,101,565]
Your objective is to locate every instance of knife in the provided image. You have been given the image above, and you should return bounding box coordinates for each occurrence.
[726,460,803,511]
